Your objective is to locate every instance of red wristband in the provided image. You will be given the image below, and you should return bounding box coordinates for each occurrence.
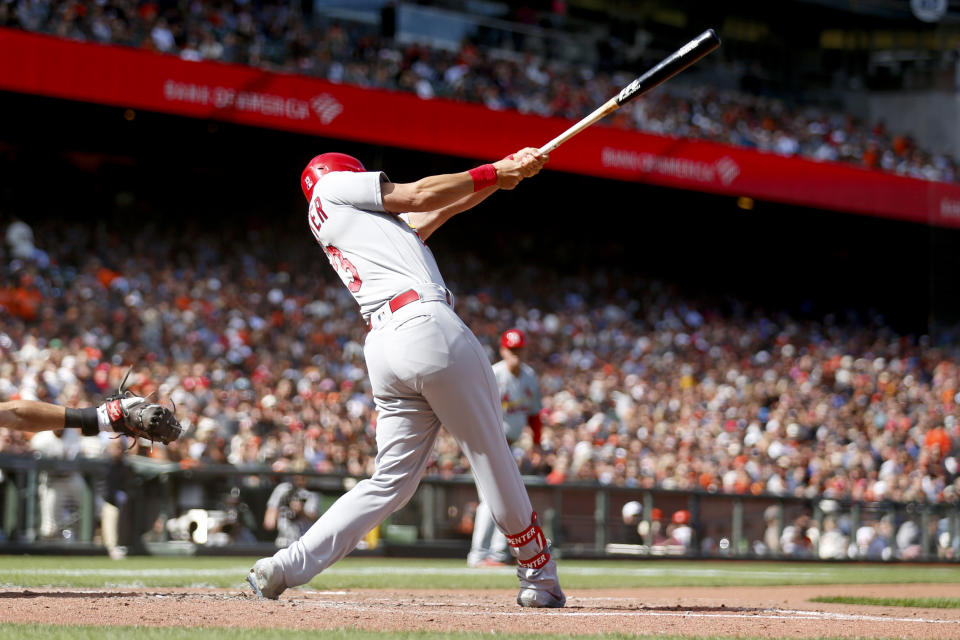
[468,164,497,191]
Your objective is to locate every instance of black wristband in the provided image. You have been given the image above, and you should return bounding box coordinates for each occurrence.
[65,407,100,436]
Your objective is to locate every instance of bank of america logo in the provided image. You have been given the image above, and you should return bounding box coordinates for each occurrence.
[715,156,740,185]
[311,94,343,124]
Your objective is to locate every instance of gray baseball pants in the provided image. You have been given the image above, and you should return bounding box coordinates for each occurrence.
[271,296,535,585]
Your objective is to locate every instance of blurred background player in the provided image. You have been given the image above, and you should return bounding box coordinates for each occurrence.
[619,501,645,545]
[100,438,133,558]
[263,473,322,548]
[668,509,694,551]
[28,426,85,541]
[467,328,544,568]
[645,508,668,545]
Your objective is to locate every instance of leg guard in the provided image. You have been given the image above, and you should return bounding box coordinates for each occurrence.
[505,512,566,608]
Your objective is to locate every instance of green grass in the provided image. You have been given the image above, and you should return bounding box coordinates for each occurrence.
[810,595,960,608]
[1,556,960,591]
[0,626,882,640]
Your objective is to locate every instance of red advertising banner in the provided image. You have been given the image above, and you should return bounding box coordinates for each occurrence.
[3,28,960,228]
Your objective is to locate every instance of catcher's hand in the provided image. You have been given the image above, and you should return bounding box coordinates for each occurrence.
[103,396,182,444]
[102,368,182,445]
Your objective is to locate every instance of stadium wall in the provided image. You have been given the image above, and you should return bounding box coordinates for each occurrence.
[0,87,953,332]
[1,454,956,561]
[4,28,960,229]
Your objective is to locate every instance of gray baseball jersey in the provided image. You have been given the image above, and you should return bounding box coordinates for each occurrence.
[492,361,541,443]
[268,170,559,600]
[306,171,446,319]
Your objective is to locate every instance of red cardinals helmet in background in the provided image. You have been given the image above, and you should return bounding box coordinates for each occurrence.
[301,153,366,200]
[500,328,526,349]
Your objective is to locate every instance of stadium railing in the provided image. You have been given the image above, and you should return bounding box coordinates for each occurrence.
[1,453,956,562]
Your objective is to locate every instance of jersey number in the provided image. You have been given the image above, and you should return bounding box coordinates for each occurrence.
[324,245,362,293]
[308,200,362,293]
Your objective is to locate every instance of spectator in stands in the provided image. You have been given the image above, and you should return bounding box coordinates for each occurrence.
[5,212,960,552]
[896,520,923,560]
[780,514,816,557]
[760,505,780,555]
[817,515,849,560]
[8,1,960,183]
[5,215,37,261]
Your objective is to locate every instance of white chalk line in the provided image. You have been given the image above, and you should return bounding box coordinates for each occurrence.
[286,599,960,625]
[0,566,890,578]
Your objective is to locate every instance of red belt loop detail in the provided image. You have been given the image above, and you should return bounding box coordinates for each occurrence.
[389,289,419,312]
[367,287,450,330]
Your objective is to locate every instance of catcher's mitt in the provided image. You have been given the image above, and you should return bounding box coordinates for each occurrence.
[104,369,182,445]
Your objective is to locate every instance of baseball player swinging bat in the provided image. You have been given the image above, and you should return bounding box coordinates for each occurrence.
[537,29,721,155]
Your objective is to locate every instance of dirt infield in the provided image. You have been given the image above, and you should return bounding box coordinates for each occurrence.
[2,584,960,638]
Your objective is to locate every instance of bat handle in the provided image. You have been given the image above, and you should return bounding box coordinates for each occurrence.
[537,98,619,155]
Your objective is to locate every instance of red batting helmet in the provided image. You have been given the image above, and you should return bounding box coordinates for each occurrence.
[500,328,526,349]
[301,152,365,200]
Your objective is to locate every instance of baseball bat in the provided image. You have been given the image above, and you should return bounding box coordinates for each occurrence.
[537,29,721,155]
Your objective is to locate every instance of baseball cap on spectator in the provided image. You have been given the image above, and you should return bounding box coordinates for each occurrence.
[622,501,642,520]
[500,328,525,349]
[672,510,691,525]
[946,457,958,475]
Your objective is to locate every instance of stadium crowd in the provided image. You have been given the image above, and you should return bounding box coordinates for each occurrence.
[3,214,960,512]
[2,0,956,183]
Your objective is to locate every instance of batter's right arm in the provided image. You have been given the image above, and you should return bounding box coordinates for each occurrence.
[382,149,547,214]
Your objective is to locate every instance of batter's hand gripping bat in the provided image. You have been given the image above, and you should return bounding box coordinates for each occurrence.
[537,29,721,155]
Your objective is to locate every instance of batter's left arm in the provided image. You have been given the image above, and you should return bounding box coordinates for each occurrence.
[405,185,498,241]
